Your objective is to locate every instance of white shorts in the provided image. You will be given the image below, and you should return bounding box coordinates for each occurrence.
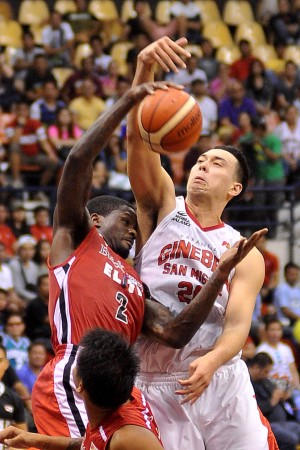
[136,359,273,450]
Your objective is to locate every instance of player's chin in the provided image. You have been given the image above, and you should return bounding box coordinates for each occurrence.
[119,243,131,259]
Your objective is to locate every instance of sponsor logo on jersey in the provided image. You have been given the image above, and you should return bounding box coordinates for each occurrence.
[222,241,231,249]
[171,211,190,226]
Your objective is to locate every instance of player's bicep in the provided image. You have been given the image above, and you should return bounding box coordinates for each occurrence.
[224,249,265,331]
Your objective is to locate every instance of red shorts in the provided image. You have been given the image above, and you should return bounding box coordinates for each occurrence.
[32,344,88,438]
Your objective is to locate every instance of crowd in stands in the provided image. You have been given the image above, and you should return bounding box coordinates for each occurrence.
[0,0,299,445]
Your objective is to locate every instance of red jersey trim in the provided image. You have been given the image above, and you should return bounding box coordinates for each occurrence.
[184,202,225,231]
[47,226,97,270]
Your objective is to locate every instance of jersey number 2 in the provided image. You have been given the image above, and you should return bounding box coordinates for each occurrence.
[115,292,128,324]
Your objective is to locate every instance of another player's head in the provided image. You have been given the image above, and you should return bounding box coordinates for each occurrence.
[74,328,140,410]
[86,195,137,259]
[187,145,250,206]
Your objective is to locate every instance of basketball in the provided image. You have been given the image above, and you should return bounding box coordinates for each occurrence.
[137,87,202,153]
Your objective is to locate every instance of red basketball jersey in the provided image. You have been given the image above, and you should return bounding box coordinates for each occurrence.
[83,387,162,449]
[49,227,145,350]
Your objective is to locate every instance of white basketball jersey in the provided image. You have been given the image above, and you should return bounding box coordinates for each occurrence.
[134,196,241,373]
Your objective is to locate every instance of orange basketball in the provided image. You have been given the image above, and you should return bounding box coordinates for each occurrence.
[137,87,202,153]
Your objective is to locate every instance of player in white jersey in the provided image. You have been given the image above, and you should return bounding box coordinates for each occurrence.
[127,36,278,450]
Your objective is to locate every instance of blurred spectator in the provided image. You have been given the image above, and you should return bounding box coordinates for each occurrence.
[66,0,101,43]
[274,61,300,113]
[230,40,256,82]
[198,39,218,82]
[12,31,44,82]
[233,111,253,144]
[0,204,16,257]
[90,35,112,75]
[24,54,56,102]
[33,239,50,277]
[126,32,151,80]
[61,55,103,103]
[241,335,257,362]
[41,10,74,68]
[0,343,31,417]
[24,274,51,350]
[90,160,109,195]
[29,206,53,244]
[100,134,131,193]
[125,1,178,42]
[0,242,22,312]
[169,0,203,44]
[269,0,300,45]
[69,78,106,130]
[47,107,83,163]
[256,317,300,421]
[219,80,257,128]
[256,236,280,307]
[248,352,300,450]
[209,62,234,103]
[7,204,30,239]
[30,80,65,126]
[1,313,30,371]
[190,79,217,133]
[16,342,47,395]
[251,116,285,238]
[0,56,22,111]
[274,105,300,184]
[100,60,120,100]
[167,54,207,92]
[6,101,59,189]
[0,377,26,432]
[274,262,300,328]
[183,131,214,183]
[245,59,274,116]
[9,235,39,304]
[0,289,10,332]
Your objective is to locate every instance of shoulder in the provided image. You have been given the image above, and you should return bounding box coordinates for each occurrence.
[110,425,162,450]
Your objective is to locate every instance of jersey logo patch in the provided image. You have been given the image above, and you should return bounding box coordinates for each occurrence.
[172,211,190,226]
[4,404,13,413]
[222,241,230,249]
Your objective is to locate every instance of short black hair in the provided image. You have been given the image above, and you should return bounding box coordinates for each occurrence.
[86,195,134,217]
[284,261,300,275]
[77,328,140,409]
[248,352,273,368]
[34,205,49,215]
[213,145,250,203]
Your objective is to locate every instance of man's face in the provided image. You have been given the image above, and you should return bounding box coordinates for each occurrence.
[29,345,47,369]
[285,267,300,285]
[187,149,241,203]
[99,206,137,259]
[266,323,282,344]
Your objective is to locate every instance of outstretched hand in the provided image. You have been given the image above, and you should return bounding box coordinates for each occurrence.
[218,228,268,276]
[138,36,191,73]
[0,426,30,449]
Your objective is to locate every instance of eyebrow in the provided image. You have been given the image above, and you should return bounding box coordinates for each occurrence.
[197,155,227,164]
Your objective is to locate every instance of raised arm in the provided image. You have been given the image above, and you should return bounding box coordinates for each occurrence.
[51,82,170,265]
[0,426,82,450]
[142,229,267,348]
[127,37,191,248]
[176,243,266,404]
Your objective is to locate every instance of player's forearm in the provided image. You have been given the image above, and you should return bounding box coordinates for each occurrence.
[26,435,81,450]
[143,268,228,348]
[132,55,155,87]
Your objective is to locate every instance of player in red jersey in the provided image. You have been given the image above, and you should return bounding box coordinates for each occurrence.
[0,328,163,450]
[30,80,267,439]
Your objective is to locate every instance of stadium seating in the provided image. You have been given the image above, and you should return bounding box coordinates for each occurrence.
[284,45,300,65]
[52,67,75,89]
[185,44,203,58]
[0,1,12,21]
[203,20,233,48]
[223,0,254,26]
[120,0,136,21]
[252,44,277,64]
[216,45,241,64]
[73,43,93,68]
[155,1,172,25]
[88,0,118,21]
[54,0,77,15]
[18,0,49,26]
[195,1,221,21]
[235,21,267,46]
[110,41,133,76]
[0,20,22,47]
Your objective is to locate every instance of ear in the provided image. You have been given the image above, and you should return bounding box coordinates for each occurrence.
[75,379,84,394]
[228,181,242,199]
[90,213,103,229]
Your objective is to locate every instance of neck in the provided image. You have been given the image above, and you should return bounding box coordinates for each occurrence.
[185,195,224,227]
